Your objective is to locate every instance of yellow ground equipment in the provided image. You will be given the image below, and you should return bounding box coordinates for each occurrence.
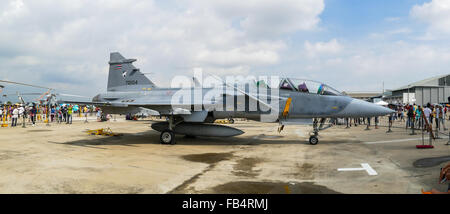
[1,114,8,127]
[86,128,122,137]
[214,118,235,124]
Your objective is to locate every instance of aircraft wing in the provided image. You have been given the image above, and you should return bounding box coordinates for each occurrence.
[57,87,284,116]
[56,99,118,106]
[57,98,192,115]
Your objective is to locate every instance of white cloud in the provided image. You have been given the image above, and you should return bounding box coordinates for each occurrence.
[304,39,342,58]
[194,0,324,36]
[298,42,450,92]
[0,0,324,95]
[0,0,25,22]
[410,0,450,36]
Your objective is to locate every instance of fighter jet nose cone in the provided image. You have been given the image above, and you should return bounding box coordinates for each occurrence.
[338,99,395,117]
[387,108,396,114]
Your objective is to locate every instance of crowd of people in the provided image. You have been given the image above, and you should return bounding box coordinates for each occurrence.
[403,103,448,131]
[0,104,101,127]
[341,102,450,132]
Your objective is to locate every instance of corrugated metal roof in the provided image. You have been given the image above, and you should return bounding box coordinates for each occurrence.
[393,74,449,91]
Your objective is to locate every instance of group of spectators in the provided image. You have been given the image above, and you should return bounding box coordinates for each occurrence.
[0,104,98,127]
[340,102,450,132]
[0,104,38,127]
[403,103,448,131]
[49,104,74,124]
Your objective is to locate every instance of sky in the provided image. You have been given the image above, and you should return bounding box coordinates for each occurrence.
[1,0,450,100]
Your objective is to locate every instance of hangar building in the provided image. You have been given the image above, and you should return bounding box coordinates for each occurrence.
[386,74,450,105]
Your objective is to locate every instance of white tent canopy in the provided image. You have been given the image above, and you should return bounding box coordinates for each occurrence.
[375,100,389,106]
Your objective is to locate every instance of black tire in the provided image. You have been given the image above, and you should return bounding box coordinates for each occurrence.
[228,118,235,124]
[309,136,319,145]
[160,129,175,145]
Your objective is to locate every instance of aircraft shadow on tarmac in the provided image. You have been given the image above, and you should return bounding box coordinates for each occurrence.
[46,129,359,149]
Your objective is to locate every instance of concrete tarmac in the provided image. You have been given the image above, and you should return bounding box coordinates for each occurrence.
[0,116,448,194]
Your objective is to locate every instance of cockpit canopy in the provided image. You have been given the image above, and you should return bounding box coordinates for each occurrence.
[278,78,343,96]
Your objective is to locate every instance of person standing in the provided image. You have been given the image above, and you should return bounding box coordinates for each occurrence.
[439,106,447,131]
[407,105,414,129]
[62,105,67,122]
[97,109,102,121]
[50,106,55,122]
[67,105,73,124]
[424,104,432,131]
[430,105,435,126]
[435,105,441,130]
[11,107,18,127]
[388,110,394,129]
[444,106,448,121]
[18,105,25,126]
[56,105,61,123]
[30,105,37,126]
[415,105,421,128]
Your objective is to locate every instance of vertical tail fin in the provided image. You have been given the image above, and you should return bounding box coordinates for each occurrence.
[107,52,156,91]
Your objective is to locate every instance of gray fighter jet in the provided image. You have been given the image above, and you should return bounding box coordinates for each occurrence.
[58,52,394,145]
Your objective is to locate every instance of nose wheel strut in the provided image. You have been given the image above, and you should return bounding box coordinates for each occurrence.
[308,118,327,145]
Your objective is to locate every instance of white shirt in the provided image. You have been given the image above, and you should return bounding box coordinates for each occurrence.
[18,107,24,115]
[12,109,19,118]
[423,108,432,118]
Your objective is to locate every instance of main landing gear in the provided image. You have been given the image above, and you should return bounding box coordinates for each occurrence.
[160,129,175,145]
[159,116,181,145]
[309,136,319,145]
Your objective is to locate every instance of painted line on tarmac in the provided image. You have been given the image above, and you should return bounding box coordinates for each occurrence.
[337,163,378,176]
[364,137,429,145]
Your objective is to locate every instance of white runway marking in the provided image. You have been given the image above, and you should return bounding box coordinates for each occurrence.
[364,137,429,145]
[338,163,378,176]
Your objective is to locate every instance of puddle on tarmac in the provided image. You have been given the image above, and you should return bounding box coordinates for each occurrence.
[232,157,263,177]
[413,156,450,168]
[182,153,234,164]
[253,134,284,139]
[210,181,341,194]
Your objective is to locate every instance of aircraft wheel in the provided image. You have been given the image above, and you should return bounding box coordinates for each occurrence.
[160,130,175,145]
[309,136,319,145]
[228,118,235,124]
